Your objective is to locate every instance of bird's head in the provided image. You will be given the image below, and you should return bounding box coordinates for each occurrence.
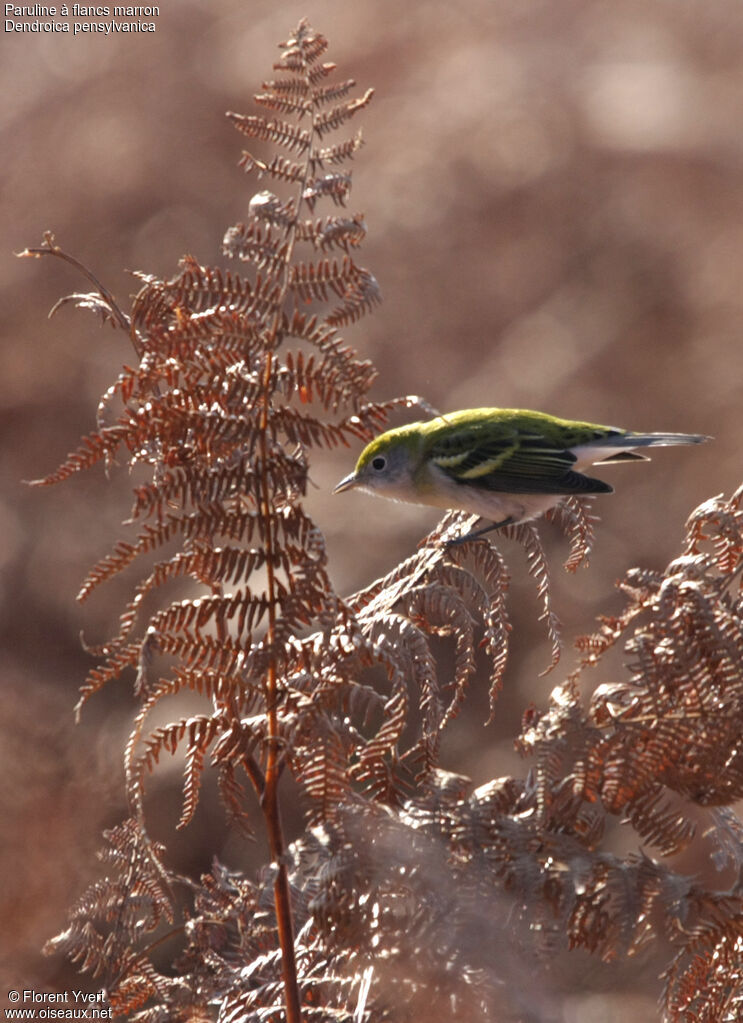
[333,425,422,502]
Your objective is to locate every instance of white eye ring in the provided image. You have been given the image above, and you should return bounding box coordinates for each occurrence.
[371,456,386,471]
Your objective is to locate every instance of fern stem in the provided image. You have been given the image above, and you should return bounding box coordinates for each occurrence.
[258,360,302,1023]
[255,32,336,1022]
[18,232,135,347]
[255,81,317,1023]
[257,332,302,1022]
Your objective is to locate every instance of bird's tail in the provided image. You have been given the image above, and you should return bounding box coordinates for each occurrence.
[625,432,710,447]
[576,431,710,467]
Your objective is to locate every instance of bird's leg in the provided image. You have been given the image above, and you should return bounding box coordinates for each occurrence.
[445,517,515,547]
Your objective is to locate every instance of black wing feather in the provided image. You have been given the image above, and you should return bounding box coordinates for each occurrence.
[465,469,614,496]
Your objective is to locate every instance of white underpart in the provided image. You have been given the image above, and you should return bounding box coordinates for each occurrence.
[570,442,634,468]
[421,464,562,524]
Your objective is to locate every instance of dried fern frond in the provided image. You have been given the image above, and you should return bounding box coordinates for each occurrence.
[577,487,743,815]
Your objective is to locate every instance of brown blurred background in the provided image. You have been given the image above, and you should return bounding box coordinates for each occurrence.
[2,0,742,1017]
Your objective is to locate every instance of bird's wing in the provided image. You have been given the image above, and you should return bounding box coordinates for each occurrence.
[429,428,613,495]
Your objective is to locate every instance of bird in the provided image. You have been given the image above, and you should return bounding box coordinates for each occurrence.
[333,407,709,543]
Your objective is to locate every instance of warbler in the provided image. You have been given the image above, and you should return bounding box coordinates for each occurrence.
[334,408,708,542]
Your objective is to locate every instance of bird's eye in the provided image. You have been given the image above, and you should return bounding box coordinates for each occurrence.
[371,456,386,471]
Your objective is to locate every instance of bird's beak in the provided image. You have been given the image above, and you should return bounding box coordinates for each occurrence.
[333,472,359,494]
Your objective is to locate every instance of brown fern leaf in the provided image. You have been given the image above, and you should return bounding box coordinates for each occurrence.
[129,715,227,824]
[344,523,513,748]
[545,496,598,573]
[289,255,364,303]
[576,489,743,827]
[36,21,456,1021]
[76,510,213,596]
[684,484,743,576]
[307,61,337,85]
[302,170,352,211]
[59,819,173,936]
[227,112,311,155]
[83,542,279,648]
[663,894,743,1023]
[179,740,208,830]
[705,806,743,877]
[261,76,309,98]
[174,664,263,708]
[505,520,562,673]
[137,259,285,334]
[312,89,374,138]
[221,221,290,272]
[360,613,441,787]
[216,763,255,839]
[573,606,641,664]
[296,212,367,250]
[445,535,511,721]
[253,91,312,117]
[81,503,317,613]
[310,132,366,172]
[311,78,358,106]
[124,671,263,824]
[238,150,306,184]
[29,425,129,485]
[107,963,163,1018]
[353,684,411,803]
[148,588,278,647]
[48,289,124,328]
[282,309,378,399]
[404,578,477,730]
[139,714,224,767]
[45,821,179,1019]
[249,189,299,227]
[518,679,594,822]
[132,312,265,390]
[325,267,381,326]
[622,785,697,856]
[18,231,130,333]
[44,922,110,978]
[127,456,272,522]
[154,630,245,675]
[278,349,370,411]
[269,405,366,448]
[293,721,352,824]
[76,642,141,718]
[276,21,329,69]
